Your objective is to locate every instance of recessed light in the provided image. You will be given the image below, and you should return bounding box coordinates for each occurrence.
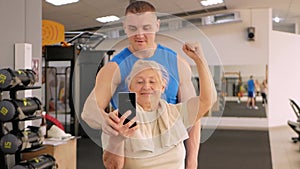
[200,0,224,7]
[96,15,120,23]
[46,0,79,6]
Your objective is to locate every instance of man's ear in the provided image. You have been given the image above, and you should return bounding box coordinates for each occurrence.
[123,22,128,34]
[155,19,161,32]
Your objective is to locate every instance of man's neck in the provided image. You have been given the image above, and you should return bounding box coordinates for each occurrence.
[128,44,158,58]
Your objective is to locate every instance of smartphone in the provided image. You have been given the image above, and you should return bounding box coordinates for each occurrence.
[118,92,137,128]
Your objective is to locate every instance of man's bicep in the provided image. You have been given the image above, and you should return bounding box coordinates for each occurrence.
[177,56,196,102]
[178,78,196,102]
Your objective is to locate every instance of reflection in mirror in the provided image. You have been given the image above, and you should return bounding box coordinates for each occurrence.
[217,65,268,118]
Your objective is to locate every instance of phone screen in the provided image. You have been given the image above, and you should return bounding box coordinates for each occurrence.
[118,92,137,128]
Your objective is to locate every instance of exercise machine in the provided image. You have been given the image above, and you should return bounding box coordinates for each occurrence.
[287,98,300,143]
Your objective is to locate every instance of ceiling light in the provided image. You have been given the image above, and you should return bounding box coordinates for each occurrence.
[200,0,224,6]
[45,0,79,6]
[96,15,120,23]
[273,17,281,23]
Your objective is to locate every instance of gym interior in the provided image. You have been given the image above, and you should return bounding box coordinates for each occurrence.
[0,1,300,169]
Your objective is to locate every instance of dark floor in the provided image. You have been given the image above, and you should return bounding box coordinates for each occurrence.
[212,101,267,118]
[77,137,104,169]
[198,129,272,169]
[77,129,272,169]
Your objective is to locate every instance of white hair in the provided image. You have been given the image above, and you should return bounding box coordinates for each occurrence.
[126,60,169,88]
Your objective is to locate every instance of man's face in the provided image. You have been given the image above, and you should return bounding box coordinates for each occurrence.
[123,12,160,52]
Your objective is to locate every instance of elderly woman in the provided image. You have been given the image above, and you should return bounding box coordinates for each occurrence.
[102,43,217,169]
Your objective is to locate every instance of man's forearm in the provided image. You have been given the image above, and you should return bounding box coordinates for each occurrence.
[103,136,125,169]
[185,120,201,169]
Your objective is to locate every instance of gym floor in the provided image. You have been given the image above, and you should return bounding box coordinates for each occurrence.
[269,125,300,169]
[77,129,273,169]
[76,126,300,169]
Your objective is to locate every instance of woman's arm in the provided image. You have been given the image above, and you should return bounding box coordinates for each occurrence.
[182,42,217,121]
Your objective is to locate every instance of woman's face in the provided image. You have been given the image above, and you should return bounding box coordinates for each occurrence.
[129,68,165,110]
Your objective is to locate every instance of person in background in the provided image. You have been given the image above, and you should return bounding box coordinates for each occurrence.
[236,77,243,103]
[102,43,217,169]
[82,1,205,168]
[246,75,258,109]
[254,79,261,98]
[260,79,268,106]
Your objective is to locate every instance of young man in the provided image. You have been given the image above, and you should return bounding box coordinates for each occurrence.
[85,1,211,168]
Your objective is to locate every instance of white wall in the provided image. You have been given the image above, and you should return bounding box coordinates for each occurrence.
[200,8,270,66]
[0,0,41,69]
[268,31,300,127]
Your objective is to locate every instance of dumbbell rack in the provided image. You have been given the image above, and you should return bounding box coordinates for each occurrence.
[0,85,41,169]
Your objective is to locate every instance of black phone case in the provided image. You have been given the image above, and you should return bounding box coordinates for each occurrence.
[118,92,137,128]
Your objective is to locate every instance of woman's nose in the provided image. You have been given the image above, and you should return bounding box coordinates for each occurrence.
[142,82,151,89]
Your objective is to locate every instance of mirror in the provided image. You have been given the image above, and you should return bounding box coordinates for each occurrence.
[216,64,268,118]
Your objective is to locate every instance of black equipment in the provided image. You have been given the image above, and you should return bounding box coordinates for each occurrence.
[0,68,36,90]
[0,126,44,154]
[287,99,300,143]
[247,26,255,41]
[12,154,56,169]
[118,92,137,128]
[0,68,42,169]
[0,97,43,122]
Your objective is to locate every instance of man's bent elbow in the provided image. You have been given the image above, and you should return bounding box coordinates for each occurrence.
[103,151,124,169]
[211,89,218,106]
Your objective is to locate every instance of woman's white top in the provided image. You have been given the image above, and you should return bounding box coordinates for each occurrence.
[102,99,198,169]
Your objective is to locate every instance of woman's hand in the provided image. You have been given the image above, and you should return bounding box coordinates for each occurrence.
[105,109,138,138]
[100,109,120,136]
[182,42,205,62]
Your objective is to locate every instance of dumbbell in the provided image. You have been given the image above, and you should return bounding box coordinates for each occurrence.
[12,154,56,169]
[0,97,42,122]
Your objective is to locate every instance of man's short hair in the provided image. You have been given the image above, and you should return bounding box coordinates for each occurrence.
[125,1,156,15]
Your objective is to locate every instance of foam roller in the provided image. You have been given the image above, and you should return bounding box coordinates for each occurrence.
[0,127,44,154]
[0,97,42,122]
[0,68,36,90]
[12,154,56,169]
